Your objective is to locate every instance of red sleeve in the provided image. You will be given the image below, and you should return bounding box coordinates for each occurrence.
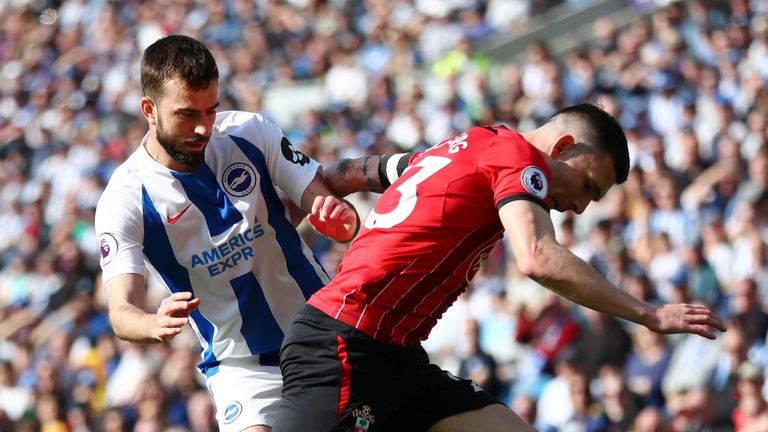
[476,129,550,211]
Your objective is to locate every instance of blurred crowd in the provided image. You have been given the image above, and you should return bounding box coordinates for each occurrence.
[0,0,767,431]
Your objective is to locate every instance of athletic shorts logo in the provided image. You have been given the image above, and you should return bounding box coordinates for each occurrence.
[521,166,548,199]
[222,163,256,197]
[351,405,375,432]
[222,401,242,424]
[98,233,118,266]
[281,136,310,166]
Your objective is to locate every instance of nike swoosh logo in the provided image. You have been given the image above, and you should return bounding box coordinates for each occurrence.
[167,204,192,224]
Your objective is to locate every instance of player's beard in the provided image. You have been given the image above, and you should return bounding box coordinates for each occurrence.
[156,115,208,168]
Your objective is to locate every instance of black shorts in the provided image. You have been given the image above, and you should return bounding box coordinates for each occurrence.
[273,304,500,432]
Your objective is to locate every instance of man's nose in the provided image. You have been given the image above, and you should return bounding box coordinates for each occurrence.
[194,115,213,136]
[194,123,210,136]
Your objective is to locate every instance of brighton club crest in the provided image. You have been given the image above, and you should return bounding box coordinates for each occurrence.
[351,405,375,432]
[222,163,256,197]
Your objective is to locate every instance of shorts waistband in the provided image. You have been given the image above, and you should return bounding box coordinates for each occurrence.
[199,350,281,378]
[294,304,427,360]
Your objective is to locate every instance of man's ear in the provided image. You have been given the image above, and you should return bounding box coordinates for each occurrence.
[549,134,575,157]
[140,97,157,125]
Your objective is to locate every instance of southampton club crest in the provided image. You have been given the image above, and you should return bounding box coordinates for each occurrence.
[521,166,548,199]
[352,405,375,432]
[466,242,498,283]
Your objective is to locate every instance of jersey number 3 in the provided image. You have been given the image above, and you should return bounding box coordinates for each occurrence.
[365,156,451,229]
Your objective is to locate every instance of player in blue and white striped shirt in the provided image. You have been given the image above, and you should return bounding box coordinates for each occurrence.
[95,35,401,432]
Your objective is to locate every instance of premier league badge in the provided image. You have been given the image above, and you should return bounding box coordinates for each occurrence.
[521,165,548,199]
[98,233,118,265]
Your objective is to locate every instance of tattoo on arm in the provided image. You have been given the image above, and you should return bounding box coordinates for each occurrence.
[361,156,381,191]
[324,156,387,196]
[336,159,352,182]
[363,156,383,192]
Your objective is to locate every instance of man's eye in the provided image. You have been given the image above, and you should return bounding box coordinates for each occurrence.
[177,112,192,119]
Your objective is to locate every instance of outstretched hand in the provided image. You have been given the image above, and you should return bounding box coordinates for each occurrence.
[153,291,201,342]
[646,303,727,339]
[307,196,359,243]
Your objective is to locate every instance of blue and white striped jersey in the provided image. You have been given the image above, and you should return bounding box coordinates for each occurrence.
[95,111,329,376]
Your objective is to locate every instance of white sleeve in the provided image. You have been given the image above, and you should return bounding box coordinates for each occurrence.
[238,113,320,204]
[95,182,146,284]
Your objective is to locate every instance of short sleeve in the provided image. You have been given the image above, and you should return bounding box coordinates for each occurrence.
[223,112,320,205]
[476,134,550,211]
[95,182,146,283]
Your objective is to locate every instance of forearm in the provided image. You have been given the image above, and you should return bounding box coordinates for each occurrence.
[299,173,360,242]
[285,156,379,226]
[277,187,307,227]
[528,243,654,326]
[323,156,385,197]
[109,303,162,344]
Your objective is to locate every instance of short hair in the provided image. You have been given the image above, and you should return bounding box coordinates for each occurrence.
[140,35,219,101]
[551,103,630,184]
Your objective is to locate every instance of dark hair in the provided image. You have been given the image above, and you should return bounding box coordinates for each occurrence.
[140,35,219,100]
[552,103,630,184]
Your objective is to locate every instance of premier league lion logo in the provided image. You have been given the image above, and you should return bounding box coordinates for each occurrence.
[521,166,548,199]
[100,239,110,258]
[530,171,543,192]
[98,233,118,265]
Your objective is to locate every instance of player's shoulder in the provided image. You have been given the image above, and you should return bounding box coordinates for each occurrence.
[214,110,280,138]
[97,148,147,214]
[484,125,544,163]
[481,125,526,146]
[103,147,148,190]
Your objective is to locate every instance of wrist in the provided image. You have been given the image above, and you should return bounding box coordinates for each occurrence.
[148,313,166,343]
[636,303,659,330]
[341,199,361,242]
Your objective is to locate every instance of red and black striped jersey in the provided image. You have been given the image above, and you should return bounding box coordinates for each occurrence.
[308,125,551,345]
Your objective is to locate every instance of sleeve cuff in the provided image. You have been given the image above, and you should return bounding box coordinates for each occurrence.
[496,193,549,212]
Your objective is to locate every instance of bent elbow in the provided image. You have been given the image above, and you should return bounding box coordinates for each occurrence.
[108,319,128,341]
[514,240,562,281]
[107,309,129,341]
[113,328,130,341]
[515,252,548,280]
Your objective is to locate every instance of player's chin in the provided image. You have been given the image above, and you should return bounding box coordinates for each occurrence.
[549,198,562,212]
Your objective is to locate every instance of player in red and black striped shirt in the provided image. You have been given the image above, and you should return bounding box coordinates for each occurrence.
[273,104,726,432]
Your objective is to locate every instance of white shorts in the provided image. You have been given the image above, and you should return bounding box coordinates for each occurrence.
[205,357,283,431]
